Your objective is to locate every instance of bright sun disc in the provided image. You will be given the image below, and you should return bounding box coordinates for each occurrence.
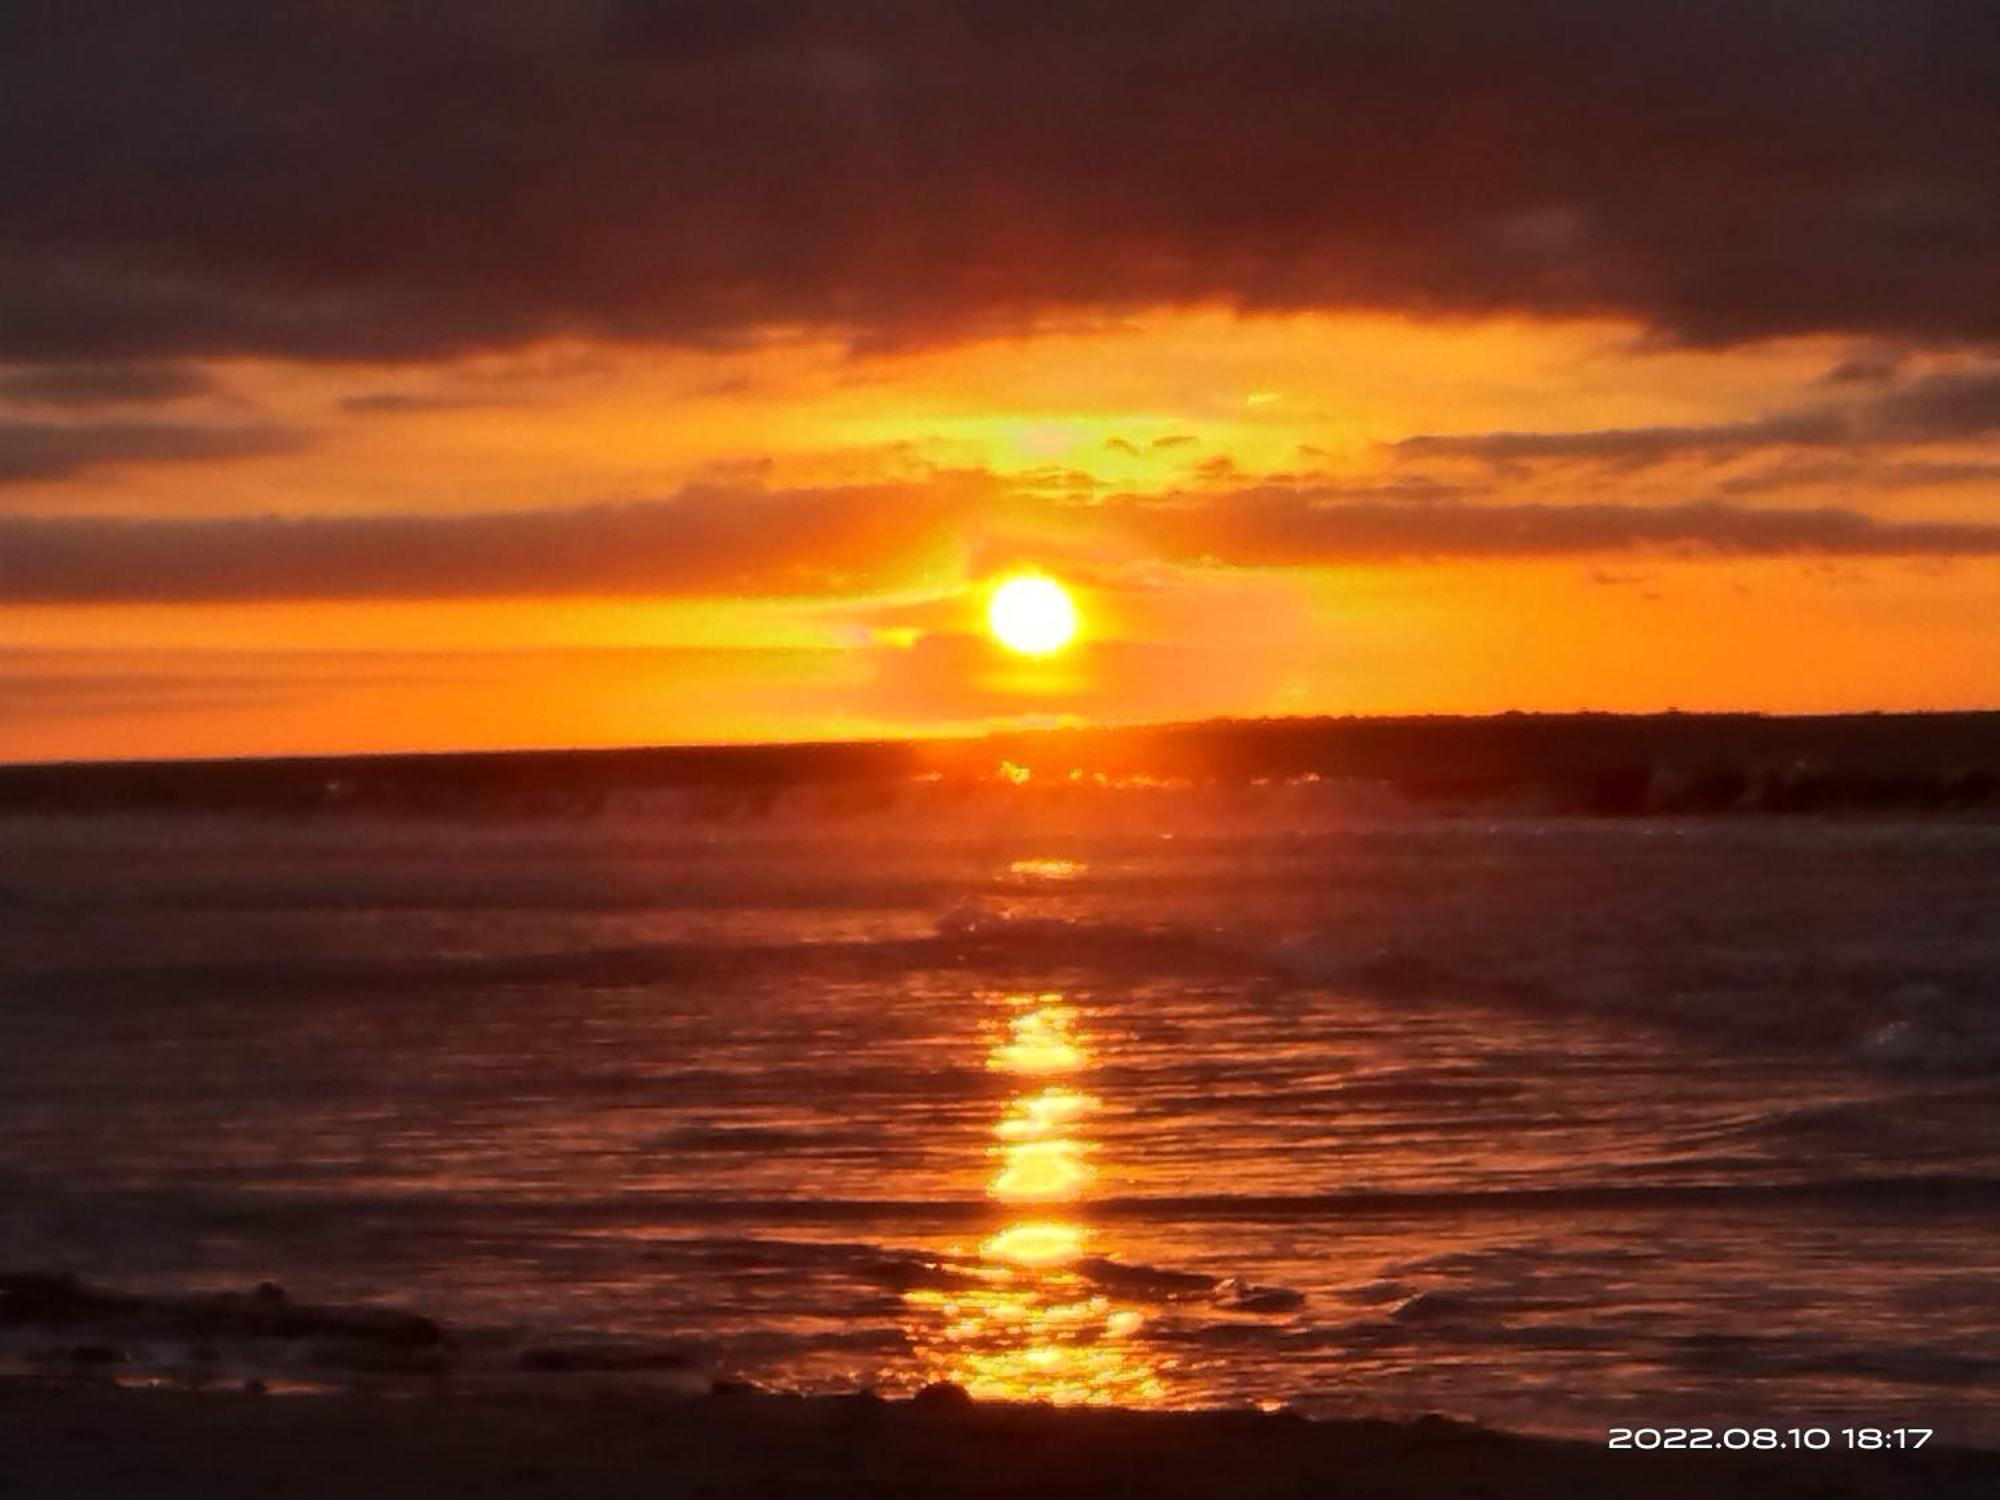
[988,575,1078,656]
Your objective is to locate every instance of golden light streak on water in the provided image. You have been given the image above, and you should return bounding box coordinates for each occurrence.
[903,980,1168,1404]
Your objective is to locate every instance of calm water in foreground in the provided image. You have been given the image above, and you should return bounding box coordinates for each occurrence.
[2,784,1997,1441]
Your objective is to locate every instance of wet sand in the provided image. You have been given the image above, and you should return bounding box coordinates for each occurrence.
[3,1384,1994,1500]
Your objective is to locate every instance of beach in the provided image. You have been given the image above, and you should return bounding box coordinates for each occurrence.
[7,1267,1993,1496]
[5,1382,1996,1500]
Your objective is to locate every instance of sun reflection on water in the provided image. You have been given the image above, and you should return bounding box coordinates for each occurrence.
[903,989,1168,1405]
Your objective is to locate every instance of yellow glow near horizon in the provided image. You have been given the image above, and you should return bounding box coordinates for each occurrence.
[987,574,1079,657]
[7,308,1995,764]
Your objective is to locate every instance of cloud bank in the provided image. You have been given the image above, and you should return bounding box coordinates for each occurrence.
[3,485,1995,604]
[0,418,297,484]
[1395,369,2000,467]
[2,2,1995,362]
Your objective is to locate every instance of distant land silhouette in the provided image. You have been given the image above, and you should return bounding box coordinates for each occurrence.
[3,712,1998,818]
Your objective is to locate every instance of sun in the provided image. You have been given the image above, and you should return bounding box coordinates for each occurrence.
[988,574,1078,656]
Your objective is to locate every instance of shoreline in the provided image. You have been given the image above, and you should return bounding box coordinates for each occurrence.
[3,1383,1995,1500]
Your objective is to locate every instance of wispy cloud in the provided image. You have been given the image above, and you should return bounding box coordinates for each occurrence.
[0,485,978,602]
[0,361,216,408]
[1394,368,2000,469]
[0,418,297,484]
[1108,492,2000,566]
[3,481,1995,605]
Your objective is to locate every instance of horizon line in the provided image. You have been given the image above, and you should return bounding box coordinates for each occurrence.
[6,705,1999,775]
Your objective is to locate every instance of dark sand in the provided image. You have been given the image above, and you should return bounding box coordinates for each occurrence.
[2,1385,1993,1500]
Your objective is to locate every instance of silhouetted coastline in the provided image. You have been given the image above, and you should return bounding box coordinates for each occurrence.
[1,712,1996,818]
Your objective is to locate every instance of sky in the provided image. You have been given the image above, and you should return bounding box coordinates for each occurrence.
[2,1,1998,761]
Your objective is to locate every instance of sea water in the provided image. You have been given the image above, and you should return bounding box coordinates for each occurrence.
[1,784,1996,1440]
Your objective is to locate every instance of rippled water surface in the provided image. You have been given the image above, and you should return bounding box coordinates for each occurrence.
[2,790,1997,1439]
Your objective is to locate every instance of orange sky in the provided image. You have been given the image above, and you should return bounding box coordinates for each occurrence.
[3,7,1997,762]
[4,308,1999,761]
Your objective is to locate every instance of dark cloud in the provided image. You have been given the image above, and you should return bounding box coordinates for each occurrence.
[4,481,1996,604]
[0,484,979,602]
[337,391,510,415]
[1867,368,2000,443]
[0,644,836,724]
[1104,491,2000,565]
[1394,366,2000,468]
[1718,455,2000,497]
[1,2,1995,364]
[1394,412,1849,467]
[0,419,298,484]
[1586,568,1657,588]
[1820,349,1909,387]
[0,362,216,407]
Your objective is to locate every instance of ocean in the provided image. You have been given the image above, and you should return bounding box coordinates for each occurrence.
[2,780,1997,1441]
